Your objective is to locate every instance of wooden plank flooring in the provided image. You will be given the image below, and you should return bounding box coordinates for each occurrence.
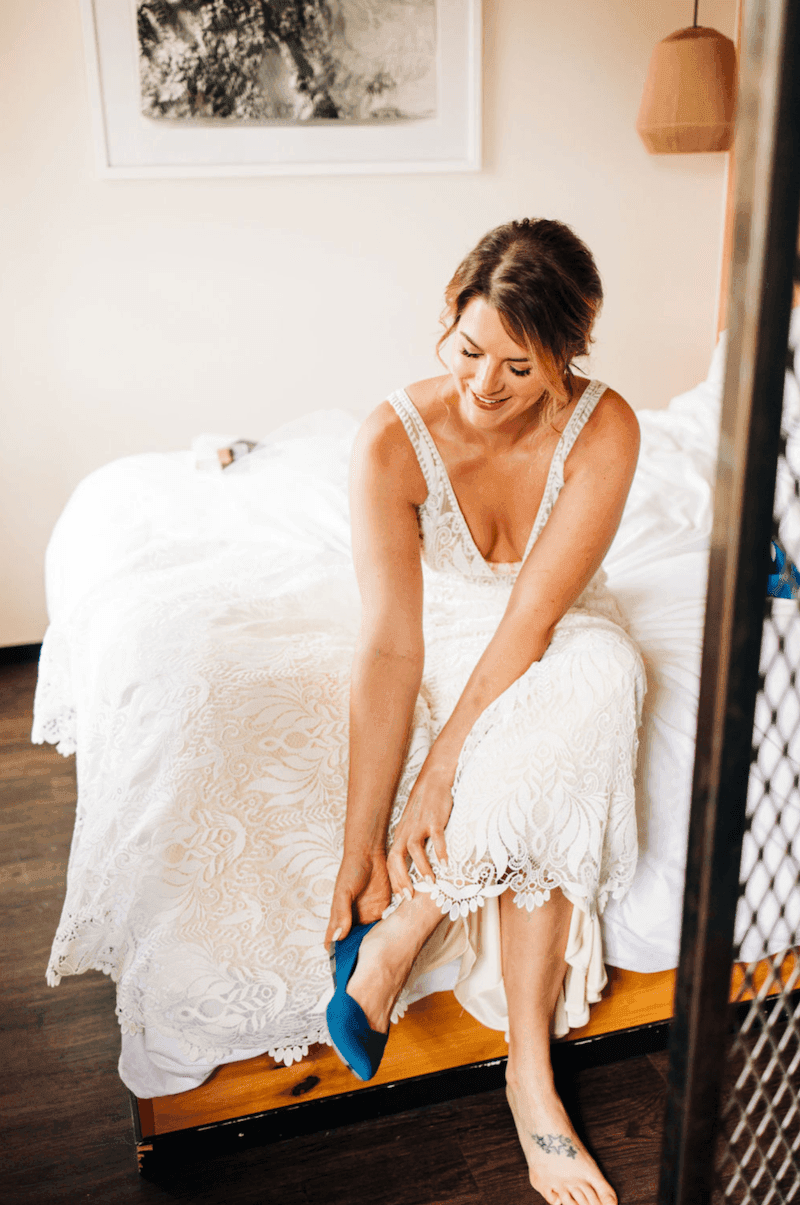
[1,659,670,1203]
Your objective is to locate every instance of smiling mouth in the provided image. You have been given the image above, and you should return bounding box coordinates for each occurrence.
[471,390,509,406]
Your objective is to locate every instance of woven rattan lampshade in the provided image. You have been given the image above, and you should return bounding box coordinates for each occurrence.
[636,26,737,153]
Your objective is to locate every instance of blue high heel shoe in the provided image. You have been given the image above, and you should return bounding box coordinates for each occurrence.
[326,921,389,1081]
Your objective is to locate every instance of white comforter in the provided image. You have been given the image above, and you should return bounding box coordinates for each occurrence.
[33,337,800,1096]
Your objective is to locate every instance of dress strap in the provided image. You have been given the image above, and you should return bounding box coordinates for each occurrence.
[521,380,609,562]
[557,380,608,466]
[386,389,440,499]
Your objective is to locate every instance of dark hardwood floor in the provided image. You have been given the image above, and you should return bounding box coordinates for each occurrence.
[1,659,669,1204]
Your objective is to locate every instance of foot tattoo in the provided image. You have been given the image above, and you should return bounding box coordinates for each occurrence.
[530,1133,578,1159]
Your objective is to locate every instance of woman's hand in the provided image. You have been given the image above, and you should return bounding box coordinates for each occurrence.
[324,848,391,950]
[387,761,455,897]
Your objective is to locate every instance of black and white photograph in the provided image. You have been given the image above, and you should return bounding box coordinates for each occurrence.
[136,0,437,124]
[81,0,477,175]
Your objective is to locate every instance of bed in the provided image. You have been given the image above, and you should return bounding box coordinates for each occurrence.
[32,327,800,1167]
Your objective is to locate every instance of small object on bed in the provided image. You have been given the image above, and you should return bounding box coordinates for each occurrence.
[767,540,800,599]
[217,439,260,469]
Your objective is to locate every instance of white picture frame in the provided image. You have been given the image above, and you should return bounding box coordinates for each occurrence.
[80,0,482,178]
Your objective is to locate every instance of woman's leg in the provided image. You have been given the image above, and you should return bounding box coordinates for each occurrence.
[344,890,444,1033]
[501,889,617,1205]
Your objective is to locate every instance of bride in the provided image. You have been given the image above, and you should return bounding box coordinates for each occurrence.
[324,218,644,1205]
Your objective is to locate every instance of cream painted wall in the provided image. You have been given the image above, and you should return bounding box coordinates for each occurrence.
[1,0,736,646]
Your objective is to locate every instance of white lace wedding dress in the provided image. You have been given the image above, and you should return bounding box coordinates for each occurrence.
[385,381,645,1035]
[39,381,644,1084]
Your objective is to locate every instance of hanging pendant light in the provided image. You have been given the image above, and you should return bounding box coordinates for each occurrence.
[636,1,737,154]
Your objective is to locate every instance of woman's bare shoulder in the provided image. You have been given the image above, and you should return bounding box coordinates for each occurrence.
[356,374,452,465]
[568,385,640,477]
[353,400,427,502]
[586,386,639,447]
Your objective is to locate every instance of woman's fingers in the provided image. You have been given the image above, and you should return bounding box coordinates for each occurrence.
[429,825,448,867]
[324,889,353,950]
[324,915,348,951]
[328,925,344,952]
[354,883,392,925]
[391,817,447,887]
[386,845,414,897]
[407,835,435,883]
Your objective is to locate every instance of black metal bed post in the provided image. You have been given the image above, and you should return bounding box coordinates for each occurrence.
[658,0,800,1202]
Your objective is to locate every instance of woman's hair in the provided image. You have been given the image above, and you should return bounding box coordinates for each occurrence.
[439,218,603,425]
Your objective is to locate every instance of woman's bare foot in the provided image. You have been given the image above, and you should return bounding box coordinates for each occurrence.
[506,1072,617,1205]
[345,893,442,1032]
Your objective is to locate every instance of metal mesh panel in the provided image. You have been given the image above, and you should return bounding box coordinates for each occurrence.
[715,257,800,1204]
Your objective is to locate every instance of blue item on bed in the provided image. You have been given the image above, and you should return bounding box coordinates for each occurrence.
[767,541,800,599]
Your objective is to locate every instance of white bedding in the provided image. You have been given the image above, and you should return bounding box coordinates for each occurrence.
[33,336,800,1098]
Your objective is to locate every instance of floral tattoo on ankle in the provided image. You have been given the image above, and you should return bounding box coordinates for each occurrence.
[531,1133,578,1159]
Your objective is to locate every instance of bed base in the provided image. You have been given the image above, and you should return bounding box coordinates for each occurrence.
[131,966,675,1176]
[131,953,800,1177]
[130,1019,672,1175]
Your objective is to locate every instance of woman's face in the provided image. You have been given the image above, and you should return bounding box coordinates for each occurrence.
[450,297,549,429]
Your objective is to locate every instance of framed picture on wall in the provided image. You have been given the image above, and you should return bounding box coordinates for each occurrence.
[80,0,482,178]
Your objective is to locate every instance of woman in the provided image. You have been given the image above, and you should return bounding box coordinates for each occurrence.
[324,218,645,1205]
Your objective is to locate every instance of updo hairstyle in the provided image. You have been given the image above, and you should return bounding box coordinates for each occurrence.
[439,218,603,426]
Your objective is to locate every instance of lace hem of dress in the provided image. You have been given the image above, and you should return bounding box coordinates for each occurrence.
[31,626,77,756]
[48,962,336,1070]
[30,702,77,757]
[46,912,341,1070]
[411,856,635,923]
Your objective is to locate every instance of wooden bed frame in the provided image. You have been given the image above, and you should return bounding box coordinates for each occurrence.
[131,953,799,1175]
[132,967,676,1173]
[128,3,762,1175]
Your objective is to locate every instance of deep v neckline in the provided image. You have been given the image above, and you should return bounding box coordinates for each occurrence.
[397,385,598,569]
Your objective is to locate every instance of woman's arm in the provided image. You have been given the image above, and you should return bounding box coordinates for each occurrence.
[324,404,427,947]
[387,391,641,893]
